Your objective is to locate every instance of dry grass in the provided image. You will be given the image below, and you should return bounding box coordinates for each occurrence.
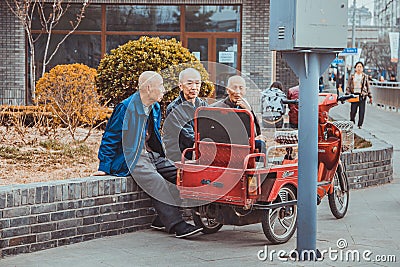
[354,135,372,149]
[0,126,102,186]
[0,125,371,187]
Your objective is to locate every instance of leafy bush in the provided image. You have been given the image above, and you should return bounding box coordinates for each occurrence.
[96,36,214,106]
[35,63,109,141]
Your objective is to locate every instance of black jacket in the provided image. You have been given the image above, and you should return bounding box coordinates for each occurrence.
[163,91,208,161]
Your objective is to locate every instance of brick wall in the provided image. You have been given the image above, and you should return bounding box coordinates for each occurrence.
[0,176,155,257]
[241,0,272,114]
[275,53,299,92]
[342,133,393,189]
[0,2,26,105]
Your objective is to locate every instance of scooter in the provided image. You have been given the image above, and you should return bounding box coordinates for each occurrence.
[281,93,353,218]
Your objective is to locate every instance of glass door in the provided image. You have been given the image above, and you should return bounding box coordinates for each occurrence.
[185,35,240,99]
[187,38,209,63]
[215,38,238,98]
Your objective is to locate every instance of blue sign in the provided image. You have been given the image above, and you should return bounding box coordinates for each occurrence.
[332,58,344,64]
[339,48,358,55]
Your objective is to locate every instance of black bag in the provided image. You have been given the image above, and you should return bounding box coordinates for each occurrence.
[262,115,283,128]
[148,151,177,184]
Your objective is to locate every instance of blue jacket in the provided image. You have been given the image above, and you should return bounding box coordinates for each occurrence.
[98,92,164,176]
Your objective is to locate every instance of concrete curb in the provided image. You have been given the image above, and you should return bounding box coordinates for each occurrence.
[330,111,394,189]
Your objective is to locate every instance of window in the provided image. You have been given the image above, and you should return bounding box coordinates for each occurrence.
[35,34,101,71]
[30,4,241,87]
[32,4,101,31]
[106,5,180,32]
[185,5,240,32]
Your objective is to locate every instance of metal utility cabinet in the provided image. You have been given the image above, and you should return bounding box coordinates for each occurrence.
[270,0,348,50]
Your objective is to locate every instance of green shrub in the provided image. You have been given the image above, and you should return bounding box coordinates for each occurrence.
[96,36,214,106]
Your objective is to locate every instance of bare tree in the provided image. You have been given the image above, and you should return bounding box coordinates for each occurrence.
[360,35,397,78]
[5,0,89,100]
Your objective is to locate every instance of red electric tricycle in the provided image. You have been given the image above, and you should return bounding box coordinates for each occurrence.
[175,93,352,244]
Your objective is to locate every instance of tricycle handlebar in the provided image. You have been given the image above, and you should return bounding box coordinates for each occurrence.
[282,99,299,105]
[337,94,356,103]
[281,94,357,106]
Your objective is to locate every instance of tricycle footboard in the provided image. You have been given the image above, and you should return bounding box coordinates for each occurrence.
[211,204,265,226]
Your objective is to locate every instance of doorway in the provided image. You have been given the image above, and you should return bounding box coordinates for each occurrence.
[185,34,240,99]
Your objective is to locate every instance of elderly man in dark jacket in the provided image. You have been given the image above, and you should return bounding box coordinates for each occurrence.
[163,68,208,162]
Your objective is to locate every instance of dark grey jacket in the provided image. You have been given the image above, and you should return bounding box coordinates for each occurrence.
[163,91,208,162]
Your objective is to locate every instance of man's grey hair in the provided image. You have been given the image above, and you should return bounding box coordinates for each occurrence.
[178,68,201,82]
[138,71,161,90]
[227,75,246,88]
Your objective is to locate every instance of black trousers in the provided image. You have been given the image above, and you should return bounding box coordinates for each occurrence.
[350,98,366,127]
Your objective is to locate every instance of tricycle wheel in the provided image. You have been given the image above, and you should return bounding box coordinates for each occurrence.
[262,185,297,244]
[192,207,223,234]
[328,162,349,219]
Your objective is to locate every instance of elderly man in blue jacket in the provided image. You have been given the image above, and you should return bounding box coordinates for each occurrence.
[93,71,202,238]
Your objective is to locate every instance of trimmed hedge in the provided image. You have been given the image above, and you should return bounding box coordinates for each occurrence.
[96,36,214,106]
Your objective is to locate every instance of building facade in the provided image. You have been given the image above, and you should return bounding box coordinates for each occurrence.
[348,4,373,26]
[0,2,26,105]
[1,0,300,112]
[374,0,400,35]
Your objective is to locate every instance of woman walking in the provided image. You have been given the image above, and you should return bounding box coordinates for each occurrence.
[346,61,373,129]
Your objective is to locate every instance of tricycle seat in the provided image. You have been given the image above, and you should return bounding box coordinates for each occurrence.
[191,107,258,169]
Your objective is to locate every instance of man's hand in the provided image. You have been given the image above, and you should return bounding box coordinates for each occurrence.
[92,171,107,176]
[255,135,267,141]
[235,97,252,111]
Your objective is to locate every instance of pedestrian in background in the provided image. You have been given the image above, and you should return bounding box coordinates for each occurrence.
[389,73,397,82]
[319,76,324,93]
[346,61,373,129]
[261,81,286,128]
[287,85,299,129]
[336,73,344,94]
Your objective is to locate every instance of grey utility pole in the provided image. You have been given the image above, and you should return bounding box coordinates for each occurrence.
[269,0,348,260]
[283,52,335,259]
[397,32,400,82]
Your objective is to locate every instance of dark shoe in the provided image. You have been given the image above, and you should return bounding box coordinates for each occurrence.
[150,216,165,231]
[358,125,362,129]
[175,223,203,238]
